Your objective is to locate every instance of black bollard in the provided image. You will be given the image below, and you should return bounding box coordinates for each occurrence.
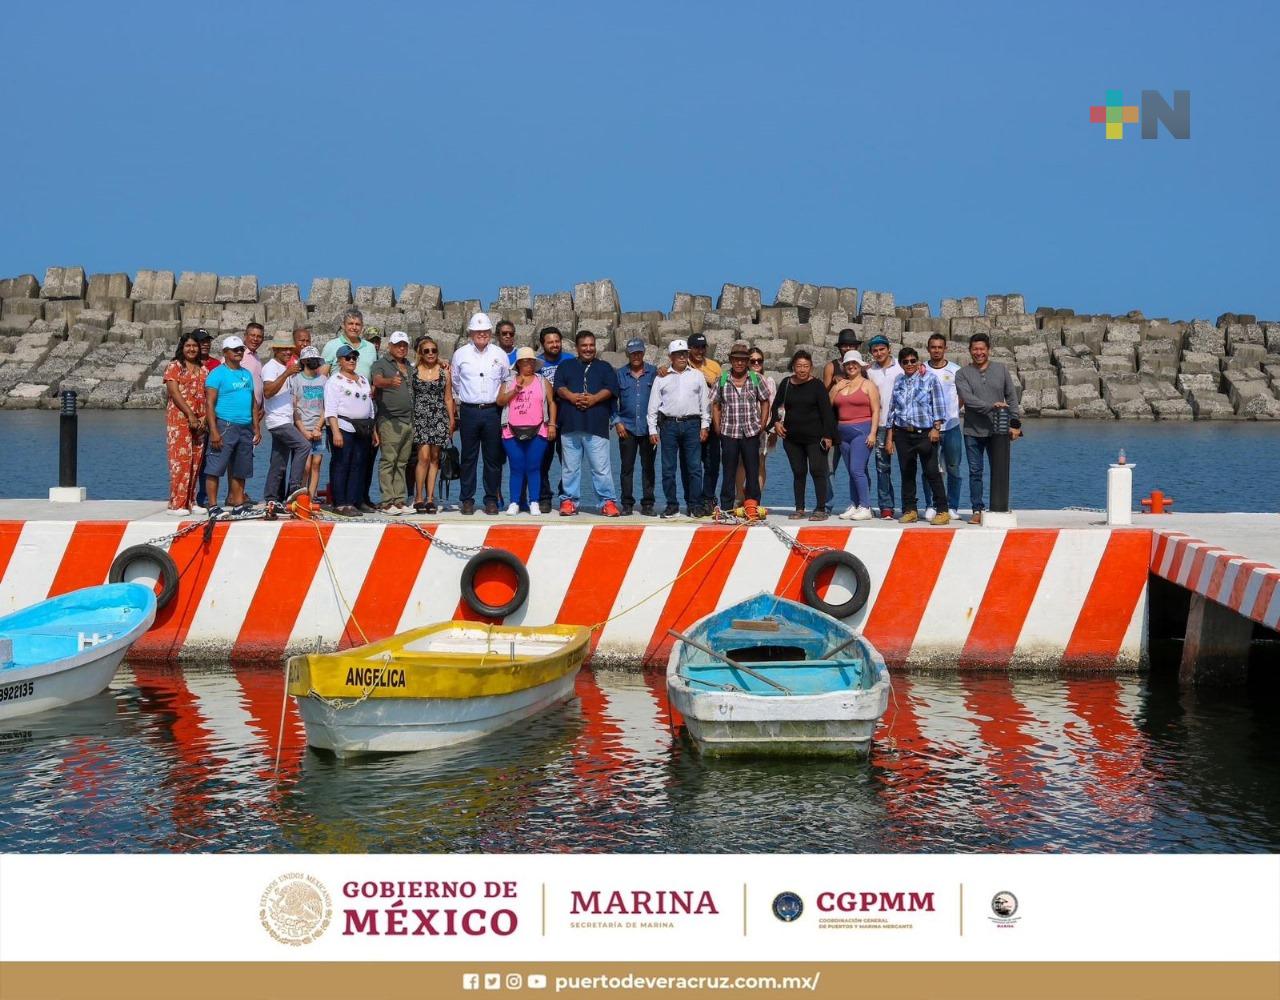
[59,390,79,489]
[989,406,1011,512]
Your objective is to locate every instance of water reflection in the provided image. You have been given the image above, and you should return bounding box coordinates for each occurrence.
[0,662,1275,854]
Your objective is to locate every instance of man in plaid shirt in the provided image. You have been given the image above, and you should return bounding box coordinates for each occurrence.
[884,346,951,525]
[711,341,772,519]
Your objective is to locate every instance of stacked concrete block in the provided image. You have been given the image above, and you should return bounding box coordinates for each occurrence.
[774,279,803,306]
[1264,324,1280,354]
[174,272,219,303]
[859,290,896,317]
[130,270,175,300]
[399,284,443,312]
[1224,343,1267,369]
[1184,320,1224,355]
[984,295,1007,316]
[1005,294,1026,314]
[574,278,619,318]
[1224,371,1280,418]
[307,277,353,308]
[213,275,256,303]
[4,383,53,408]
[41,266,87,299]
[86,272,131,306]
[355,285,397,310]
[1178,352,1219,376]
[0,275,39,299]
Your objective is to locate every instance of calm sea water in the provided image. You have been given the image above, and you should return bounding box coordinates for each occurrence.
[1,664,1276,854]
[2,410,1278,511]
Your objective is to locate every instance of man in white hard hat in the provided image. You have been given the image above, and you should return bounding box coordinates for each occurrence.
[646,339,710,518]
[452,312,511,514]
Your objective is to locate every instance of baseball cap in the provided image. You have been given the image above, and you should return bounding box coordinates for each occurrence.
[335,343,358,359]
[389,330,410,345]
[728,340,751,358]
[668,339,689,354]
[837,328,862,347]
[299,346,321,361]
[625,338,646,354]
[467,312,493,332]
[192,328,212,341]
[366,327,382,341]
[688,333,707,349]
[867,334,890,349]
[222,335,245,350]
[842,350,866,366]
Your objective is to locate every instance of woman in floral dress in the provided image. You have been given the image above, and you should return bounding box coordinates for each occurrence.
[410,335,455,513]
[163,333,208,514]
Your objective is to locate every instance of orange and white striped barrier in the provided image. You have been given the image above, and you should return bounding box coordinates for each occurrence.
[0,520,1153,669]
[1151,530,1280,632]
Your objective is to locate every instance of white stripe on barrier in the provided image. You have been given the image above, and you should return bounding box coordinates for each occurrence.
[505,527,590,627]
[597,525,700,653]
[908,529,1006,667]
[842,528,904,630]
[0,522,75,612]
[288,523,385,649]
[1015,530,1111,656]
[393,525,489,632]
[716,526,792,610]
[185,522,282,647]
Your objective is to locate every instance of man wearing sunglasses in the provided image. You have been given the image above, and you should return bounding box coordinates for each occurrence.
[883,348,950,525]
[203,334,262,517]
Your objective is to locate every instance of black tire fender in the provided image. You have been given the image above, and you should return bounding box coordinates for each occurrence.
[801,550,871,619]
[460,549,530,619]
[109,544,180,612]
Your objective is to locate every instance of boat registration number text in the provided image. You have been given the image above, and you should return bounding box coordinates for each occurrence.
[0,681,34,702]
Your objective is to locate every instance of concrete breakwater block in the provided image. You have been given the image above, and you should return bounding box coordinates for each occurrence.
[130,270,175,301]
[87,273,131,303]
[41,266,87,300]
[307,277,353,308]
[0,275,40,299]
[355,285,396,309]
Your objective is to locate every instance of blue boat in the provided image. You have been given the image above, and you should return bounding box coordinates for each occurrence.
[665,592,890,756]
[0,583,156,721]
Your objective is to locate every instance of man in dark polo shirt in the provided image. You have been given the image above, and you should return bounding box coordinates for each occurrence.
[552,330,620,517]
[370,330,416,514]
[956,331,1022,523]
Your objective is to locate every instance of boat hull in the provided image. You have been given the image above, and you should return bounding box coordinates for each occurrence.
[296,670,579,757]
[667,680,889,757]
[0,583,156,722]
[666,592,891,757]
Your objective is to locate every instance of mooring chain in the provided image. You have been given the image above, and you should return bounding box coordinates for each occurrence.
[310,508,489,559]
[762,518,839,559]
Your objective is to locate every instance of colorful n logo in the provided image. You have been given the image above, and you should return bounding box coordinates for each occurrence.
[1090,90,1140,139]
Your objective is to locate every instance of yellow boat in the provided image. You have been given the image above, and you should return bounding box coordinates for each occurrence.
[287,622,591,757]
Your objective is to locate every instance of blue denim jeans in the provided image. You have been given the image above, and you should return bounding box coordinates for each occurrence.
[659,418,703,509]
[923,425,963,511]
[560,432,615,505]
[874,426,895,511]
[964,434,995,512]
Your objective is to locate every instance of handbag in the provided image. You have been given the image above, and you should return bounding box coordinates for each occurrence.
[348,417,375,438]
[509,424,540,442]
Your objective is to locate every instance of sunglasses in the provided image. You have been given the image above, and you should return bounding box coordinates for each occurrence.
[902,358,920,367]
[338,354,356,361]
[749,358,764,365]
[302,360,322,368]
[419,347,437,354]
[227,347,245,353]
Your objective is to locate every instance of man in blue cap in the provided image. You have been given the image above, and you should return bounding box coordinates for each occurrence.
[614,337,658,515]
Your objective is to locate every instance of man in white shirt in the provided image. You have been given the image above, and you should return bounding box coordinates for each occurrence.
[865,335,903,519]
[923,333,962,520]
[261,334,309,504]
[647,340,710,517]
[452,312,512,515]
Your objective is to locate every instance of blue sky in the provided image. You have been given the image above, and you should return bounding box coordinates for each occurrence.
[1,1,1275,320]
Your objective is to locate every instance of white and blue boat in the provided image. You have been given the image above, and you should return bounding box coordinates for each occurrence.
[666,593,890,757]
[0,583,156,721]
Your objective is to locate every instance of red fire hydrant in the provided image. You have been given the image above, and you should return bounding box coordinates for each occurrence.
[1141,490,1174,514]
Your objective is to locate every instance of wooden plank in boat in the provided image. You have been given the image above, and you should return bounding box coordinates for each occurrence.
[730,619,780,632]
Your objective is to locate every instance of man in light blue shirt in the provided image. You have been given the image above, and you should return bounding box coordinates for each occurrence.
[647,340,709,517]
[614,338,658,515]
[321,307,377,380]
[203,334,262,516]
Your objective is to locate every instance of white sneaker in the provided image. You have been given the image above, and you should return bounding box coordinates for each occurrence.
[190,505,207,515]
[925,507,937,521]
[851,506,873,520]
[398,504,416,515]
[385,505,401,516]
[949,509,960,520]
[168,508,190,517]
[529,502,542,516]
[505,503,520,516]
[839,504,858,520]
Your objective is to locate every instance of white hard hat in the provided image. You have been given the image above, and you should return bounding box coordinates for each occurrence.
[467,312,493,332]
[668,338,689,354]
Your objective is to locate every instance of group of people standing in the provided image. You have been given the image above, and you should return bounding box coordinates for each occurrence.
[162,310,1020,523]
